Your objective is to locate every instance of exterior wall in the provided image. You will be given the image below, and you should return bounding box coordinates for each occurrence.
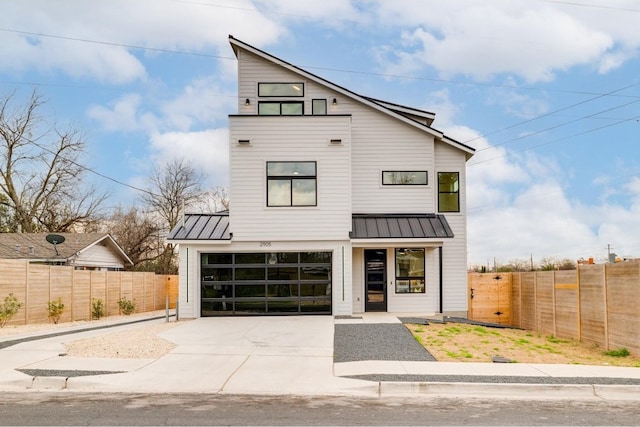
[176,240,352,318]
[74,243,126,270]
[229,115,352,241]
[435,141,469,314]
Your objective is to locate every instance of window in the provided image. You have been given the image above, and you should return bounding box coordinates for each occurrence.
[312,99,327,115]
[438,172,460,212]
[395,248,425,293]
[267,161,317,206]
[258,101,304,115]
[382,171,428,185]
[258,82,304,97]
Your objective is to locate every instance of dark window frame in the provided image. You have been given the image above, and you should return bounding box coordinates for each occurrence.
[394,248,426,294]
[258,82,305,97]
[382,171,428,185]
[258,101,304,116]
[312,99,327,115]
[266,161,317,207]
[438,172,460,213]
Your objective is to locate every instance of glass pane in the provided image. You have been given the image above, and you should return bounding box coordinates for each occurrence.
[235,253,265,264]
[395,280,410,293]
[268,300,300,313]
[268,283,298,297]
[312,99,327,115]
[300,283,331,297]
[268,267,298,281]
[439,193,459,212]
[235,301,266,314]
[281,102,303,115]
[292,179,316,205]
[235,267,265,280]
[301,266,330,280]
[201,284,233,298]
[202,253,232,265]
[410,279,425,293]
[300,300,331,313]
[382,171,427,185]
[395,248,425,278]
[258,103,280,115]
[267,162,315,177]
[258,82,304,97]
[271,252,298,264]
[267,179,291,206]
[202,300,233,315]
[300,252,331,263]
[235,284,266,297]
[201,267,232,282]
[438,172,459,191]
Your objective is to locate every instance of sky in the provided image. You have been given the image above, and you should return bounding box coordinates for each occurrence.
[1,0,639,267]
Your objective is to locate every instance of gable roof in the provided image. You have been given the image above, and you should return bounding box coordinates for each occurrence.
[0,233,133,265]
[229,35,475,159]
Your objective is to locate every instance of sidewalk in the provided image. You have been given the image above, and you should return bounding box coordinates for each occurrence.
[1,313,638,400]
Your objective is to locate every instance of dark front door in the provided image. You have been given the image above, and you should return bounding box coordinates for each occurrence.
[365,249,387,312]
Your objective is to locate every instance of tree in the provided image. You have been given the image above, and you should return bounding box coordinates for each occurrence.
[104,206,161,271]
[142,158,206,273]
[0,90,107,232]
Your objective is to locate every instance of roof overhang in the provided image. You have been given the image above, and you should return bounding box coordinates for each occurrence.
[167,213,231,242]
[350,213,454,240]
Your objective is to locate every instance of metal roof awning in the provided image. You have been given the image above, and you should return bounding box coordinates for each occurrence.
[350,213,454,239]
[167,213,231,241]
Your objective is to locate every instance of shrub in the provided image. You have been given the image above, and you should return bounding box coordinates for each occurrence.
[91,298,105,320]
[47,298,65,324]
[0,293,24,328]
[117,297,136,315]
[604,348,630,358]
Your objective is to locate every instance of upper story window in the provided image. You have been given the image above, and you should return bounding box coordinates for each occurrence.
[438,172,460,212]
[382,171,428,185]
[312,99,327,115]
[267,161,317,207]
[258,101,303,115]
[258,82,304,97]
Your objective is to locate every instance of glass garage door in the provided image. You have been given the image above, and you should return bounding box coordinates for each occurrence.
[200,252,332,316]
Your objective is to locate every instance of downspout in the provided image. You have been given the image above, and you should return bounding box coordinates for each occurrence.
[439,246,443,314]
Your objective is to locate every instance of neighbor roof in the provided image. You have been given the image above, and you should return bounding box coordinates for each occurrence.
[229,35,475,158]
[0,233,133,265]
[350,214,454,239]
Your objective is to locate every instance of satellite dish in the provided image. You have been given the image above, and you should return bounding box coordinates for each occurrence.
[45,234,65,256]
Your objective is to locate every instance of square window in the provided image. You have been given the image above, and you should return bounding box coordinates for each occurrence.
[267,162,317,207]
[312,99,327,115]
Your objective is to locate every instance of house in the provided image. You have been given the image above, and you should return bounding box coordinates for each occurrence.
[167,36,475,318]
[0,233,133,271]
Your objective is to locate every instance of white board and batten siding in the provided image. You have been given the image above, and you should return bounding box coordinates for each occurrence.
[229,115,352,242]
[75,243,126,270]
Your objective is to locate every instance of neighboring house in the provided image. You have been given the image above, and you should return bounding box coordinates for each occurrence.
[167,36,475,318]
[0,233,133,271]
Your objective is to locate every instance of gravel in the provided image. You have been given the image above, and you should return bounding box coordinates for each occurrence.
[334,323,436,363]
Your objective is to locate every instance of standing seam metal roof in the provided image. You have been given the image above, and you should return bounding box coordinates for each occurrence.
[166,213,231,241]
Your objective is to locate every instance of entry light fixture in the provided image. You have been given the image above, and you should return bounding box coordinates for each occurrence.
[245,98,250,106]
[332,98,337,106]
[330,138,342,145]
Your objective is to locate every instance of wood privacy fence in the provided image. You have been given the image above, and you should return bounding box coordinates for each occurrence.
[468,260,640,357]
[0,259,178,326]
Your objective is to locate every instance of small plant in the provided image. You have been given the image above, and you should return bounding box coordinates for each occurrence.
[91,298,105,320]
[47,298,65,324]
[117,297,136,315]
[604,348,630,358]
[0,293,24,328]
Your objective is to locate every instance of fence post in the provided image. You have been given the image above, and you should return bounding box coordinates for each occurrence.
[603,263,609,351]
[576,266,581,341]
[165,276,170,322]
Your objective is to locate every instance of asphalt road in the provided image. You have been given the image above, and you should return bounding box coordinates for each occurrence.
[0,393,638,426]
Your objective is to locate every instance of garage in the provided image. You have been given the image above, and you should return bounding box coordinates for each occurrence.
[200,251,332,316]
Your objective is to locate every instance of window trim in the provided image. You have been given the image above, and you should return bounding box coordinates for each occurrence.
[266,161,317,207]
[258,82,305,97]
[258,101,304,116]
[438,172,460,213]
[394,248,425,294]
[382,171,428,185]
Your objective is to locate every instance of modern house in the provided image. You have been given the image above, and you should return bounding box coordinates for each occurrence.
[167,36,475,318]
[0,233,133,271]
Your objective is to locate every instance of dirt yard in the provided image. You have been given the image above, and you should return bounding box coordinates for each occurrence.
[407,322,640,367]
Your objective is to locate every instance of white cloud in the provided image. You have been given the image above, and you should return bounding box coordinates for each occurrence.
[87,94,158,132]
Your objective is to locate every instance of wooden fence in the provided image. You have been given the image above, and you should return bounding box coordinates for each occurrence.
[0,259,178,326]
[468,260,640,357]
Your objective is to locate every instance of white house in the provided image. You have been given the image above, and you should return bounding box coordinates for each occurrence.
[167,36,475,318]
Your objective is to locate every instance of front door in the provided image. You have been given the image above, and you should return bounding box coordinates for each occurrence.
[365,249,387,312]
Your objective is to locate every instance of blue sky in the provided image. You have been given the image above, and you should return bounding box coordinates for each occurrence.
[1,0,639,266]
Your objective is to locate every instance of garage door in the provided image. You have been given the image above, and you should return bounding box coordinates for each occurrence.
[201,251,332,315]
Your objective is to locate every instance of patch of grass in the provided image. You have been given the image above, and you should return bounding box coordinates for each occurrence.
[604,348,629,358]
[414,335,423,345]
[546,335,570,344]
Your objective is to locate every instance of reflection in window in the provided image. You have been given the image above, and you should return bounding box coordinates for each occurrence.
[258,82,304,97]
[258,101,303,115]
[312,99,327,115]
[267,161,317,207]
[395,248,425,293]
[382,171,428,185]
[438,172,460,212]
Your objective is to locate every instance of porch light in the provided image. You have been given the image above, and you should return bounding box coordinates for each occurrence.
[245,98,250,106]
[332,98,337,106]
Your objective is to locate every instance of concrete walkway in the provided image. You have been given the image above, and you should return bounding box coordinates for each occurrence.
[1,313,639,400]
